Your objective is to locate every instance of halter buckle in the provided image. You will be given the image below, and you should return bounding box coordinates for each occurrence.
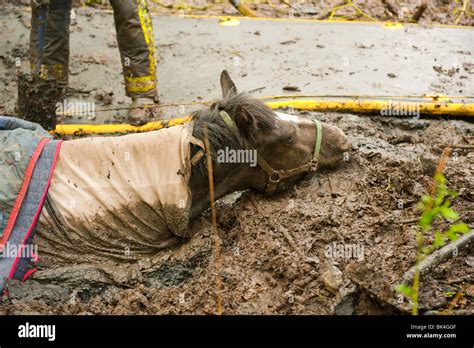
[309,160,319,172]
[269,172,280,184]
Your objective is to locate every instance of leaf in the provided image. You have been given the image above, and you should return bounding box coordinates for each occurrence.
[421,246,432,255]
[434,173,445,184]
[395,284,414,298]
[421,195,431,206]
[448,222,470,235]
[419,210,435,231]
[439,205,459,221]
[433,231,446,249]
[444,291,457,298]
[445,229,459,241]
[448,190,459,199]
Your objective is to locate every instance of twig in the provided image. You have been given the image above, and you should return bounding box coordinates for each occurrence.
[400,229,474,285]
[281,0,297,10]
[317,0,346,19]
[455,0,469,24]
[411,2,427,22]
[347,0,379,22]
[203,126,222,315]
[381,0,400,17]
[328,0,379,22]
[248,86,266,94]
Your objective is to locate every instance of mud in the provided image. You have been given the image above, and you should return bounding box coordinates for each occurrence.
[16,73,62,130]
[1,111,472,315]
[1,3,472,125]
[88,0,474,26]
[0,1,472,315]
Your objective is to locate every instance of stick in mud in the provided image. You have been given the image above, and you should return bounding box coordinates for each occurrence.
[381,0,400,17]
[400,229,474,285]
[203,126,223,315]
[411,2,427,22]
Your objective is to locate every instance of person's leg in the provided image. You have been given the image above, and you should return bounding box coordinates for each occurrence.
[30,0,72,86]
[110,0,158,100]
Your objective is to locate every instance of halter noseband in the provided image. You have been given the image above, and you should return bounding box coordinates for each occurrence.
[217,110,322,195]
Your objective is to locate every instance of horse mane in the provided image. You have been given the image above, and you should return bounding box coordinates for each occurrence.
[191,92,277,174]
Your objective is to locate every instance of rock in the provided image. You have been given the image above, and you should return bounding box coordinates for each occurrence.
[334,288,358,315]
[322,265,343,295]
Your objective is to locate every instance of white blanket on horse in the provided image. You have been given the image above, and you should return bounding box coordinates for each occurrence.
[38,124,195,261]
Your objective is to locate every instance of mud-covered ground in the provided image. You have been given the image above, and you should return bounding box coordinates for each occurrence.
[84,0,474,26]
[1,111,472,315]
[1,1,472,122]
[6,0,474,26]
[0,0,472,315]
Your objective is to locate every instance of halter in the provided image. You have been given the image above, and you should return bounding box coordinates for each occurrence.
[217,110,323,195]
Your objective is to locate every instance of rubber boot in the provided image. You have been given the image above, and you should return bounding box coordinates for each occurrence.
[127,97,156,126]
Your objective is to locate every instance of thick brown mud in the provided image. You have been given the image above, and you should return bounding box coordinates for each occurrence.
[0,0,472,315]
[86,0,474,26]
[16,73,62,130]
[1,111,472,315]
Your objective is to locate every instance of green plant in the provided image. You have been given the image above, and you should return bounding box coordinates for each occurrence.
[395,172,469,315]
[418,173,470,253]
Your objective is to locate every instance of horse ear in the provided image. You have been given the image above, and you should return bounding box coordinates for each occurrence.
[234,105,255,135]
[220,70,237,98]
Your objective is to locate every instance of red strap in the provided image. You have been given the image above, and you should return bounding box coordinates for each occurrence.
[8,140,63,279]
[0,138,50,250]
[22,268,37,282]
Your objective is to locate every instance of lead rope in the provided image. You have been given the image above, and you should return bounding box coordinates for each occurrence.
[202,126,223,315]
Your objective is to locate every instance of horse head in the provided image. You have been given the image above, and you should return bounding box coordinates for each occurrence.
[189,71,351,215]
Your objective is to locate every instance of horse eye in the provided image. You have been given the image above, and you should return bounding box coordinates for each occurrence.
[283,127,297,146]
[284,137,295,146]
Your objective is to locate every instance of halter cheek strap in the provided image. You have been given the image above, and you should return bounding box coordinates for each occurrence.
[218,110,322,195]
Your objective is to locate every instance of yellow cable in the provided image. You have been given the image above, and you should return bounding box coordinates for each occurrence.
[51,98,474,136]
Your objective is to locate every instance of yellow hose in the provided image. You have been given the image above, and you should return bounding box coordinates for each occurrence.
[52,115,192,136]
[265,99,474,116]
[50,98,473,136]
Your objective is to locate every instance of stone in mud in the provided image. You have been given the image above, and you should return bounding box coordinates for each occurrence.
[334,285,358,315]
[322,265,343,295]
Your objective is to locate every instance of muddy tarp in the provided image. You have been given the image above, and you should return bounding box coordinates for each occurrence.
[38,123,198,263]
[0,116,62,293]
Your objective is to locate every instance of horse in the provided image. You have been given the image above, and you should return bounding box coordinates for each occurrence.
[36,71,351,264]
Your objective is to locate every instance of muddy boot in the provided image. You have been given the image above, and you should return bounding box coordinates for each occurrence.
[127,97,156,126]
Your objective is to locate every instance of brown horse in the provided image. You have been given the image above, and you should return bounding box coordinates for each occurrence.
[37,71,350,264]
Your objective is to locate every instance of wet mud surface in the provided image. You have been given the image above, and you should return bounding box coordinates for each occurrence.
[1,111,472,315]
[0,1,472,315]
[84,0,474,26]
[1,2,472,124]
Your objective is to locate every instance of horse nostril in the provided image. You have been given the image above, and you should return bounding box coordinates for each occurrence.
[335,130,351,153]
[340,135,351,152]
